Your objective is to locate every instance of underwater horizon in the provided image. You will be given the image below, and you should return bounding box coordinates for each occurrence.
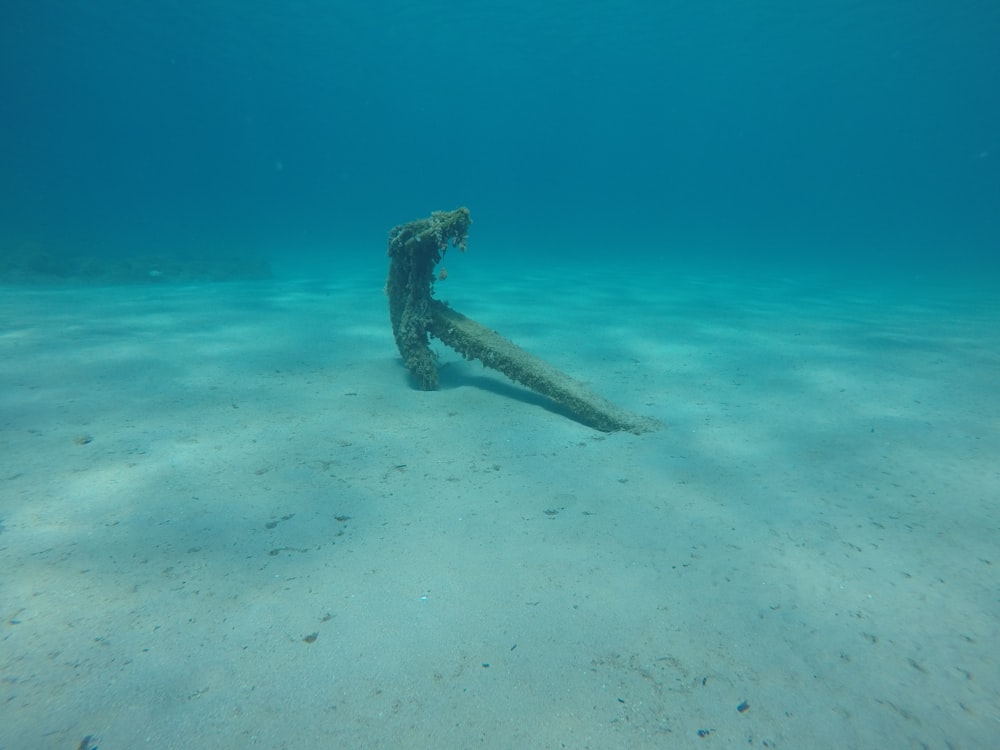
[1,0,998,279]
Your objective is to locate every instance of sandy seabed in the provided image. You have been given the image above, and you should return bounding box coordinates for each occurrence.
[1,257,998,749]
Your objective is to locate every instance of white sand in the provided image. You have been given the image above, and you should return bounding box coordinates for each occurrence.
[1,258,998,748]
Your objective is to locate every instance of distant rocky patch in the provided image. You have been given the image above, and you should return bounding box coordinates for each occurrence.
[0,246,272,284]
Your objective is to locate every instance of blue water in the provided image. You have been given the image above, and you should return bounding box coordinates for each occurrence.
[3,5,1000,747]
[2,0,998,275]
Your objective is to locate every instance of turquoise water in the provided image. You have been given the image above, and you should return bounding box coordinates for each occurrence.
[2,3,999,748]
[2,1,998,274]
